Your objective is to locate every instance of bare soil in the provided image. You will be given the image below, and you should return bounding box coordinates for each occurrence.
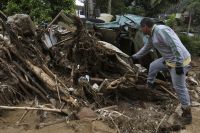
[0,102,116,133]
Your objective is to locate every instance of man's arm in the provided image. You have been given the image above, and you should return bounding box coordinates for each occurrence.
[132,42,153,59]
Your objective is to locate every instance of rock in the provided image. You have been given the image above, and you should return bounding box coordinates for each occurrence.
[187,71,196,77]
[77,107,97,120]
[196,87,200,91]
[186,76,198,86]
[7,14,36,36]
[49,98,57,107]
[189,90,199,99]
[191,101,200,107]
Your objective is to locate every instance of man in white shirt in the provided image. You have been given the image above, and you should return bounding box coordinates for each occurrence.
[132,18,192,125]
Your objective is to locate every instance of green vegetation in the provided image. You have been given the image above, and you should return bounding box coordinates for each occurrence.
[96,0,179,16]
[186,0,200,25]
[1,0,75,23]
[179,34,200,56]
[131,0,179,17]
[96,0,127,15]
[165,14,176,28]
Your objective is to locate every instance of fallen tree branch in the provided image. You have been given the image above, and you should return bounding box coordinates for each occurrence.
[155,79,170,86]
[116,54,135,73]
[18,84,32,98]
[0,57,48,101]
[155,114,167,133]
[41,65,70,92]
[13,61,48,96]
[167,104,181,125]
[106,77,126,90]
[96,108,131,120]
[17,75,48,102]
[10,68,48,102]
[15,101,35,125]
[95,105,118,112]
[160,86,178,100]
[10,48,78,107]
[109,116,120,133]
[55,37,73,45]
[0,105,69,114]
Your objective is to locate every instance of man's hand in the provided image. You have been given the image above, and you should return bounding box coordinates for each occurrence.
[129,55,138,64]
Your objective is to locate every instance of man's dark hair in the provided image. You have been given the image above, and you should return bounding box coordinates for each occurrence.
[140,18,154,28]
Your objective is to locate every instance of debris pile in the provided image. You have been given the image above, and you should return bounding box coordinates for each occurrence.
[0,12,200,133]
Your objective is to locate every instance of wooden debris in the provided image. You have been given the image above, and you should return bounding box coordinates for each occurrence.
[155,114,167,133]
[0,105,69,115]
[167,104,182,125]
[160,86,178,100]
[13,61,48,96]
[106,77,126,90]
[15,101,35,125]
[47,10,73,29]
[95,105,118,112]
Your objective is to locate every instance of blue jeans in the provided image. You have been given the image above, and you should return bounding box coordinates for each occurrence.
[148,57,191,107]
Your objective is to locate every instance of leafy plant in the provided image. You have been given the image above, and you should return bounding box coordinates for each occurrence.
[96,0,127,15]
[126,6,145,16]
[131,0,179,17]
[179,34,200,56]
[165,14,176,28]
[186,0,200,25]
[3,0,75,23]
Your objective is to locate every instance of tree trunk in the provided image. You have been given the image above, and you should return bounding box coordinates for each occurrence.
[108,0,112,14]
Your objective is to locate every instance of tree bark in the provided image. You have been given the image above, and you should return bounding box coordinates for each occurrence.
[108,0,112,14]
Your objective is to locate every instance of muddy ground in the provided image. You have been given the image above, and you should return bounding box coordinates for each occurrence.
[0,57,199,133]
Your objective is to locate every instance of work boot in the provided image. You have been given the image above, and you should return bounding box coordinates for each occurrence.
[181,107,192,125]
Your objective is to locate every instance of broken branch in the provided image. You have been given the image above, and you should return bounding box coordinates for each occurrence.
[0,105,68,114]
